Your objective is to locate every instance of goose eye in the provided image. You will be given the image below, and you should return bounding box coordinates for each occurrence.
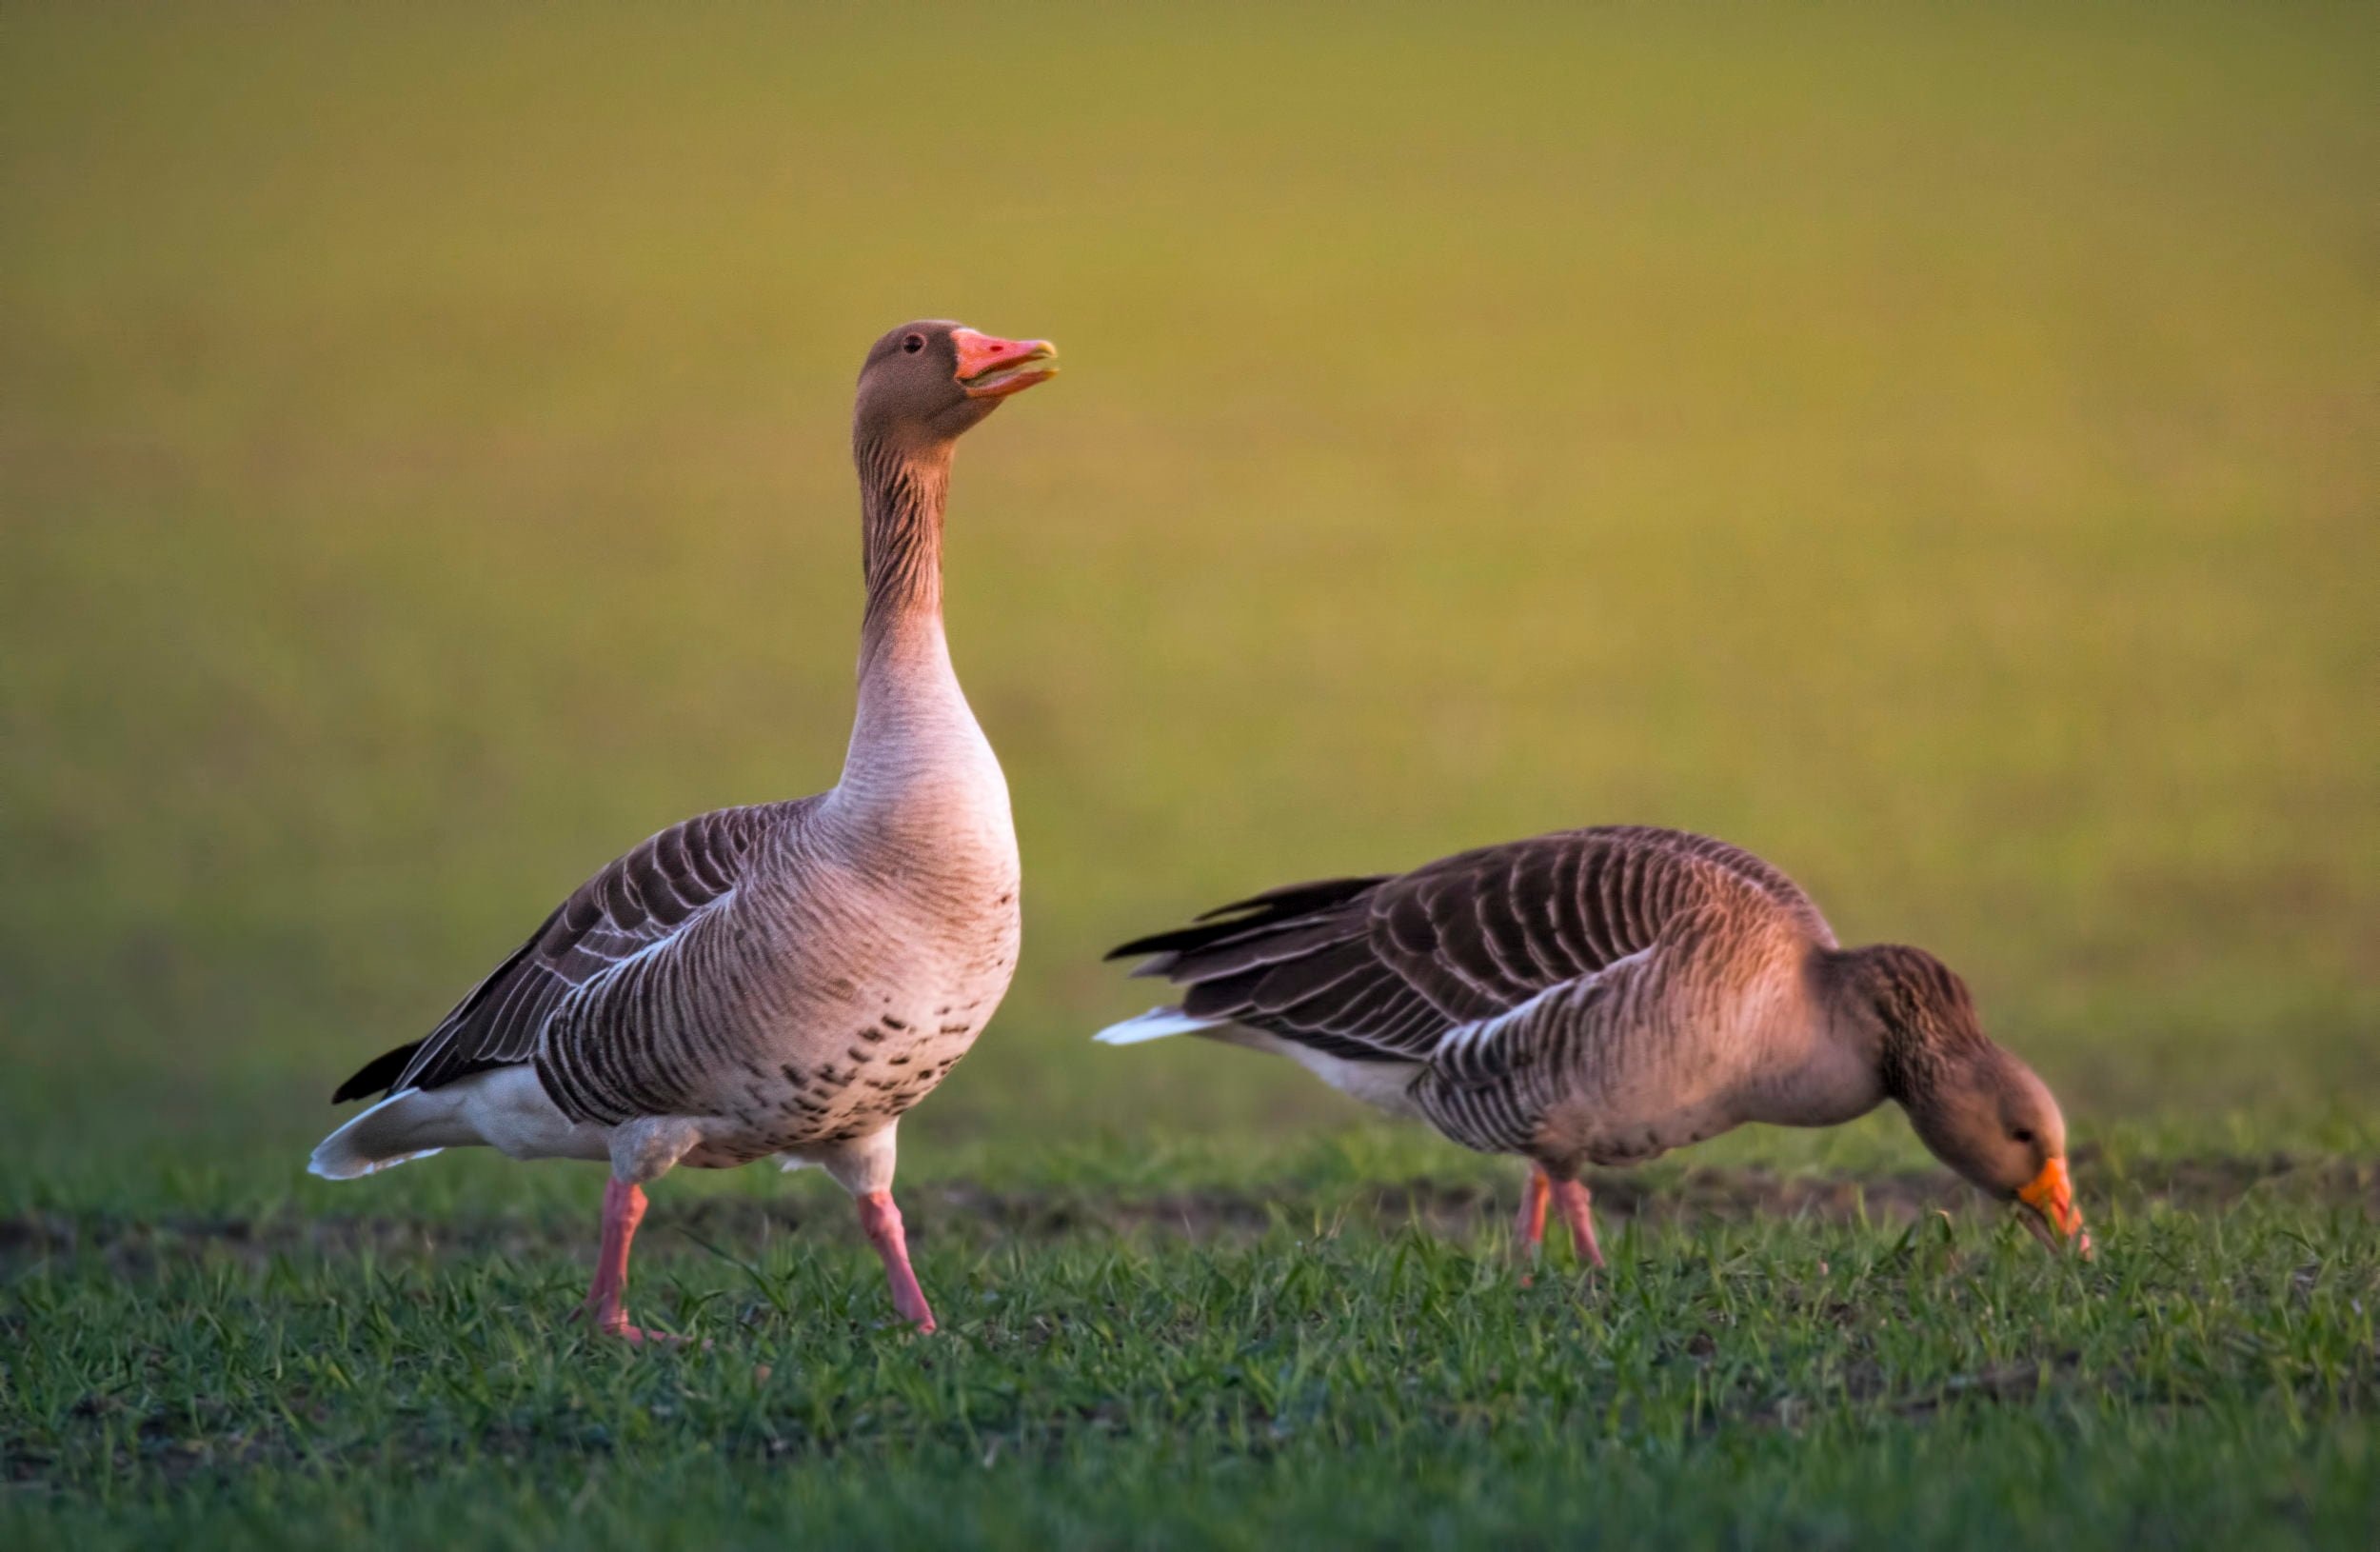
[902,334,926,354]
[2011,1127,2035,1144]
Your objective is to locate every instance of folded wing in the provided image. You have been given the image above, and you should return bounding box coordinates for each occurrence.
[333,803,783,1103]
[1107,826,1835,1068]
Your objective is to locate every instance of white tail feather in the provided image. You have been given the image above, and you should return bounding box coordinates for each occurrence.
[307,1089,450,1180]
[1093,1007,1223,1045]
[1093,1010,1426,1119]
[307,1066,610,1179]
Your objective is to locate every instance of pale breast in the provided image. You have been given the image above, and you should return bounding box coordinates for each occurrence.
[1528,932,1818,1172]
[684,848,1021,1164]
[1534,1046,1752,1170]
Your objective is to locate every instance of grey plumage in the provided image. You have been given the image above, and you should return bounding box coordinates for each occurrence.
[313,319,1061,1336]
[1109,826,1837,1166]
[1101,825,2090,1255]
[354,805,776,1114]
[325,417,1020,1173]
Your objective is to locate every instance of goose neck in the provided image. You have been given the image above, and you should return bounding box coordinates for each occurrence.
[841,431,987,798]
[855,432,952,655]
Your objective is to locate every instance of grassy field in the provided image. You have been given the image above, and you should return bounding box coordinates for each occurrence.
[4,3,2375,1545]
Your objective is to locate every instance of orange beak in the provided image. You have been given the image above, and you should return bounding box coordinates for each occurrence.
[2016,1156,2092,1258]
[951,328,1060,399]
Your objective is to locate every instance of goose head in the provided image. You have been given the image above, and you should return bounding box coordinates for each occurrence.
[1840,945,2092,1257]
[855,320,1059,448]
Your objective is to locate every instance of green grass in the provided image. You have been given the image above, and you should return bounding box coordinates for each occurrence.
[3,2,2375,1544]
[8,1155,2377,1549]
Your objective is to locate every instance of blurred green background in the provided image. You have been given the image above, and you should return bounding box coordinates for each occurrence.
[3,2,2373,1197]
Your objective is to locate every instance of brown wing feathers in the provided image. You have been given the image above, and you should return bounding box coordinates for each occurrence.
[1103,875,1389,963]
[327,901,566,1101]
[328,1038,426,1104]
[330,806,770,1104]
[1108,827,1823,1073]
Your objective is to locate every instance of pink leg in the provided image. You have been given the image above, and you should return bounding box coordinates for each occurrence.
[1515,1166,1552,1283]
[856,1190,937,1333]
[576,1178,674,1343]
[1552,1178,1607,1268]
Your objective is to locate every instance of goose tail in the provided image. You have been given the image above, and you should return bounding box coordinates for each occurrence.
[1092,1007,1225,1045]
[307,1089,451,1180]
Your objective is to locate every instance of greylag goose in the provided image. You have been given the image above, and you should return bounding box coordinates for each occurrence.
[1099,826,2090,1264]
[311,320,1059,1341]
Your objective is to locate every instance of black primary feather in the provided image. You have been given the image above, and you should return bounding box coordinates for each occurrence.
[331,1040,425,1104]
[1107,827,1841,1069]
[1104,875,1388,961]
[324,805,775,1108]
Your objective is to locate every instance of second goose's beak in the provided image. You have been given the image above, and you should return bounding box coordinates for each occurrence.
[2016,1156,2093,1259]
[953,328,1060,398]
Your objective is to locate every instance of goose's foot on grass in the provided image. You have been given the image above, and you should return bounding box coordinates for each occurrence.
[1553,1178,1607,1269]
[1516,1166,1553,1285]
[569,1178,690,1345]
[857,1190,938,1333]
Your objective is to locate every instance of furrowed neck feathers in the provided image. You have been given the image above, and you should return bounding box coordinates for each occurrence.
[841,428,982,800]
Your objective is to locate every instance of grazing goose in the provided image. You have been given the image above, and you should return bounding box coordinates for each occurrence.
[1099,826,2090,1265]
[311,321,1059,1341]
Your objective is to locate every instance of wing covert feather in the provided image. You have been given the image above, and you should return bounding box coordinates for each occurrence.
[1110,826,1834,1068]
[334,805,781,1102]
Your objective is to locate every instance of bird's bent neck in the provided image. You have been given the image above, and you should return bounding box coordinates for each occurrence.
[842,431,983,797]
[1813,945,1970,1108]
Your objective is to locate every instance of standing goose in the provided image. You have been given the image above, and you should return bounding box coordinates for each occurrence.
[312,321,1059,1341]
[1099,826,2090,1265]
